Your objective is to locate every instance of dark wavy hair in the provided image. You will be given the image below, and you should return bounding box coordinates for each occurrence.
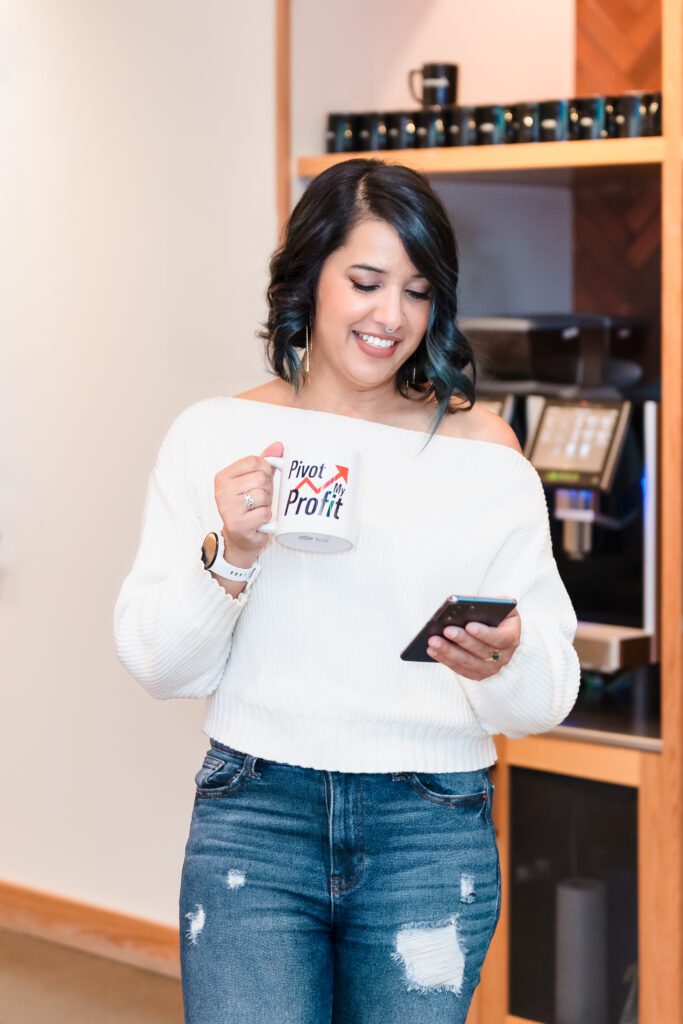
[258,158,476,442]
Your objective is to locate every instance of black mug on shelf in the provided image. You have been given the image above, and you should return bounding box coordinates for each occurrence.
[506,101,540,143]
[569,96,608,140]
[539,99,570,141]
[474,104,508,145]
[385,111,417,149]
[326,113,362,153]
[645,90,662,135]
[605,91,652,138]
[444,105,477,146]
[356,112,389,151]
[605,93,642,137]
[414,108,447,148]
[408,62,458,108]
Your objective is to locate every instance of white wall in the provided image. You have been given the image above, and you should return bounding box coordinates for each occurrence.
[0,0,276,927]
[292,0,576,314]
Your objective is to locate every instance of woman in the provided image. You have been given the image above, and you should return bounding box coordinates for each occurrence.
[114,158,580,1023]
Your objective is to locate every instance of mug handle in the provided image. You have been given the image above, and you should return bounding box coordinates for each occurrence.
[256,455,282,534]
[408,68,423,105]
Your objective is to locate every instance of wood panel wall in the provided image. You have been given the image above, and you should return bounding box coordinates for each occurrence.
[574,0,662,379]
[576,0,661,93]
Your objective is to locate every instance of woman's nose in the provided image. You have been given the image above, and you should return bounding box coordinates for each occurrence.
[374,289,404,331]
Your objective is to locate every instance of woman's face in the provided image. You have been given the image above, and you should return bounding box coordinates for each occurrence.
[312,217,432,390]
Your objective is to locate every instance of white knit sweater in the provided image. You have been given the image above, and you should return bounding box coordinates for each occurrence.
[113,396,580,772]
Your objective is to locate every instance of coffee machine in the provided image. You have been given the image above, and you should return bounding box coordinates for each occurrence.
[461,314,659,689]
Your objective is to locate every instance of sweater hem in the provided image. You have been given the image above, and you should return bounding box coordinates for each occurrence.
[202,694,498,773]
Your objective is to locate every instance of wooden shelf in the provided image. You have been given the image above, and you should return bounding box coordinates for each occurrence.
[501,733,649,788]
[549,723,661,754]
[298,136,664,186]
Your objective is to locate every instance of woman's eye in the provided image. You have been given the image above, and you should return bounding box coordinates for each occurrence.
[351,281,431,301]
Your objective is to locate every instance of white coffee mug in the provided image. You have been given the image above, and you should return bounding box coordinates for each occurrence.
[257,444,360,552]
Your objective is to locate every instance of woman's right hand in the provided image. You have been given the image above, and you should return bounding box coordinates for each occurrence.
[213,441,284,566]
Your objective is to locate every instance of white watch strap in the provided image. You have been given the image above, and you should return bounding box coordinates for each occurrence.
[210,532,258,582]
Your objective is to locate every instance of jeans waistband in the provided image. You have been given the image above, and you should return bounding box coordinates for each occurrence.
[209,736,277,764]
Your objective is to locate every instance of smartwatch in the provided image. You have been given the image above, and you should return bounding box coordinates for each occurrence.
[201,531,258,582]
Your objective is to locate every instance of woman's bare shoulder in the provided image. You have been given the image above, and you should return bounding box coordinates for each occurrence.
[232,379,295,407]
[441,397,523,453]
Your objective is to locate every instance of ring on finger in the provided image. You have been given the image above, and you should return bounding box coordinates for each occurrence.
[242,491,256,511]
[488,649,502,662]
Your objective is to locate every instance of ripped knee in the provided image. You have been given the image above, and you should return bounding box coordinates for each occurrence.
[390,913,465,996]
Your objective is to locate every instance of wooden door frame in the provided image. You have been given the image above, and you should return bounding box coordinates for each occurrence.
[275,0,291,241]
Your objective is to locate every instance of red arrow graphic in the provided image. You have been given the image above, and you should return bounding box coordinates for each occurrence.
[293,465,349,493]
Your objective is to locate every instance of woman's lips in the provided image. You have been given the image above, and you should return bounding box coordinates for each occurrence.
[352,330,400,359]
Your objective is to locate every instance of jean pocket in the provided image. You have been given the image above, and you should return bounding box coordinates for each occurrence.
[194,745,259,799]
[393,768,490,811]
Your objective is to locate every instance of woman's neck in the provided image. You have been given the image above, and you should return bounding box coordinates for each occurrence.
[288,375,424,424]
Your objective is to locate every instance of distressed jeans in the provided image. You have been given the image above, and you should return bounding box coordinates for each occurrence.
[179,738,501,1024]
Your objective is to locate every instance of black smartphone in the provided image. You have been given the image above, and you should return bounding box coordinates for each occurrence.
[400,594,517,662]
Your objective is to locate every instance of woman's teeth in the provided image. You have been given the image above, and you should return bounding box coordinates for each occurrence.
[354,331,397,349]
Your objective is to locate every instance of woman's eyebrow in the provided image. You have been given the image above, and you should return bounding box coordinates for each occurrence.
[347,262,427,280]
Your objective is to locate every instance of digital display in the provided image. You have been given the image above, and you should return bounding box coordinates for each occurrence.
[530,403,621,477]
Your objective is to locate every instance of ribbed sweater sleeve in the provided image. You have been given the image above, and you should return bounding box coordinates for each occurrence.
[113,405,262,700]
[457,459,580,738]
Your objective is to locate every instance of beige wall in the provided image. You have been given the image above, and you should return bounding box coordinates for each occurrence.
[1,0,574,929]
[0,0,275,927]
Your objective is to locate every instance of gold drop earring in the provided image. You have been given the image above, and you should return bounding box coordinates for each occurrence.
[305,322,311,373]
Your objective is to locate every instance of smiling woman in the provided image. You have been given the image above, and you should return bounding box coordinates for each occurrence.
[258,158,477,440]
[114,155,579,1024]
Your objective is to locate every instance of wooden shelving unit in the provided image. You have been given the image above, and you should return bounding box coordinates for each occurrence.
[279,0,683,1020]
[298,136,664,186]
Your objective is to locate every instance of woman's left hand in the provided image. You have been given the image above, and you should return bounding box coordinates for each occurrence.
[426,609,521,681]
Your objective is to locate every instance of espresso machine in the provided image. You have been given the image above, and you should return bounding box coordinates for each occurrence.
[461,314,660,729]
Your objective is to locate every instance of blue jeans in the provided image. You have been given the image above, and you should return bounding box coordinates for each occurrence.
[179,738,501,1023]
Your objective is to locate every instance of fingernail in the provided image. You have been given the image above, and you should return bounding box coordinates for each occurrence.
[444,626,462,640]
[467,624,481,636]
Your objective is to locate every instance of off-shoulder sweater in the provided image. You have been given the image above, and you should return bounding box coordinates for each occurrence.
[113,396,581,772]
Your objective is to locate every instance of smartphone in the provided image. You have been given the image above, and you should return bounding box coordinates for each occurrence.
[400,595,517,662]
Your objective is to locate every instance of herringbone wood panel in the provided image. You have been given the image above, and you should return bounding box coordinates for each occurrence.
[574,0,661,383]
[577,0,661,93]
[574,180,660,377]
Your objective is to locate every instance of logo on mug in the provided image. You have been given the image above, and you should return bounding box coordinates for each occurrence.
[285,460,349,521]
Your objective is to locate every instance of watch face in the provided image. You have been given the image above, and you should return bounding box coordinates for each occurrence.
[201,532,218,569]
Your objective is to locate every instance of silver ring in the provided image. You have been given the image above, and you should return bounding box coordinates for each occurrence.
[384,326,396,333]
[488,649,502,662]
[242,491,255,511]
